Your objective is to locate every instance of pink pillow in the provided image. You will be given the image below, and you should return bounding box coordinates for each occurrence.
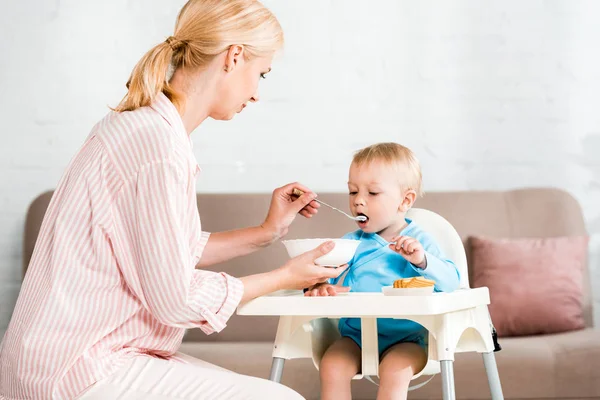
[469,235,588,337]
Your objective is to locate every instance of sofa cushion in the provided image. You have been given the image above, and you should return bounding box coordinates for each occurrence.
[178,328,600,399]
[470,235,588,337]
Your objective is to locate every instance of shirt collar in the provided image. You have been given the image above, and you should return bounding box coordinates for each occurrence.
[150,92,201,174]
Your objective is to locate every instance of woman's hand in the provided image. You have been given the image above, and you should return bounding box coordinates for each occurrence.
[240,241,348,303]
[197,183,320,269]
[261,182,320,241]
[304,283,351,297]
[278,241,348,291]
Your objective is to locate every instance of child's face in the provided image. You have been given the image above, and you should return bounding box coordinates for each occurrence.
[348,161,413,237]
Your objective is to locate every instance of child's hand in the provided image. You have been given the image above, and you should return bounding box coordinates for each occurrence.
[389,235,427,268]
[304,283,351,297]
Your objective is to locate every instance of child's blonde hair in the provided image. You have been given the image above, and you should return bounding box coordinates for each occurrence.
[114,0,283,113]
[352,142,423,197]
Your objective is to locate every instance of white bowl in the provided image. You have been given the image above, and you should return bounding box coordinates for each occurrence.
[281,238,361,267]
[382,286,435,296]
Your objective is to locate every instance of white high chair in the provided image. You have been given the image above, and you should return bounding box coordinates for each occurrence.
[237,208,504,400]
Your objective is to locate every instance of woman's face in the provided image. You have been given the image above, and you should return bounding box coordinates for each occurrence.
[211,46,273,120]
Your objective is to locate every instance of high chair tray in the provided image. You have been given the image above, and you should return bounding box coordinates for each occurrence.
[237,287,490,317]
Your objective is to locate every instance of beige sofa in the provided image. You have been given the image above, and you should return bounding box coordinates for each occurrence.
[24,188,600,399]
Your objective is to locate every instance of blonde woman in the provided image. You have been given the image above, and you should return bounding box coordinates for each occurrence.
[0,1,346,399]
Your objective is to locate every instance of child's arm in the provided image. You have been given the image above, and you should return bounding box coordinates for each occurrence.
[390,234,460,292]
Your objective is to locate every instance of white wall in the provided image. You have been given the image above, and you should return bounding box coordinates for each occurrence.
[1,0,600,334]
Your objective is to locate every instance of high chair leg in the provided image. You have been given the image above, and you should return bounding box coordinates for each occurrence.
[269,357,285,383]
[440,360,456,400]
[482,352,504,400]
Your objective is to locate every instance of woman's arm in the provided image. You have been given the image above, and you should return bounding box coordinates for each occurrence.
[239,269,287,303]
[195,225,276,268]
[123,164,337,333]
[120,161,244,332]
[196,182,319,268]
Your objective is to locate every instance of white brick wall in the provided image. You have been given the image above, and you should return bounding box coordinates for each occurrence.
[1,0,600,334]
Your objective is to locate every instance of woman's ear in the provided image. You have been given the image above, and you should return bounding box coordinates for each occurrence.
[224,45,245,71]
[399,190,417,212]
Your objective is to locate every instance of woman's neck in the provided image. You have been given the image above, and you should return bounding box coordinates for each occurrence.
[170,68,216,134]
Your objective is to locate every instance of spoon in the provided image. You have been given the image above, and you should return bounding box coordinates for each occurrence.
[292,188,367,222]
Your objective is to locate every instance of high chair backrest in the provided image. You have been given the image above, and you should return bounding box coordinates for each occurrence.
[406,208,470,289]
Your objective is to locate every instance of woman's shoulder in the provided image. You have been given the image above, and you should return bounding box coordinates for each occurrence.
[99,107,175,149]
[94,106,189,175]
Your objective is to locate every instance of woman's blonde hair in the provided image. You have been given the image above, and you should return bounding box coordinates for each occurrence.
[352,142,424,197]
[114,0,283,112]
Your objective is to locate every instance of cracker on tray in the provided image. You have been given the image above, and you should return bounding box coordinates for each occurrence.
[393,277,435,289]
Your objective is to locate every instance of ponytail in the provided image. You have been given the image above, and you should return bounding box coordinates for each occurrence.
[113,38,183,112]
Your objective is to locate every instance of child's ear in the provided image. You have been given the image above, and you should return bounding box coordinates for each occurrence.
[399,190,417,212]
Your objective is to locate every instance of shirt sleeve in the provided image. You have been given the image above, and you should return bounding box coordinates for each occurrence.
[121,160,243,332]
[410,232,461,293]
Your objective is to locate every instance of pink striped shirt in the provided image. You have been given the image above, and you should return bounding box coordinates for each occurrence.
[0,93,244,400]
